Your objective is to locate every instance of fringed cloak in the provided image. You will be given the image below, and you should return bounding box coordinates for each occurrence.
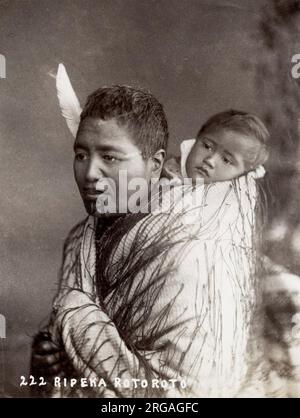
[48,171,268,398]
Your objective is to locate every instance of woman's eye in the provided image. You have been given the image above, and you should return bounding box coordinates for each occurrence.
[75,153,88,161]
[223,156,232,165]
[102,155,117,162]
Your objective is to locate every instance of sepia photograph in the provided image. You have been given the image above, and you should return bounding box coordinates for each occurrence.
[1,0,300,400]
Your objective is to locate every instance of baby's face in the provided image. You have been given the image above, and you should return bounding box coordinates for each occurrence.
[185,129,260,183]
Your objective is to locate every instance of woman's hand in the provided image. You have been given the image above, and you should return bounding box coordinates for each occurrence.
[31,330,76,393]
[31,331,68,378]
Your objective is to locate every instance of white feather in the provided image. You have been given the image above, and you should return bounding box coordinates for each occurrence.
[56,63,82,137]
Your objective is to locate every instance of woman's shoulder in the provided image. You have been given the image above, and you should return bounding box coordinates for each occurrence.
[63,216,92,253]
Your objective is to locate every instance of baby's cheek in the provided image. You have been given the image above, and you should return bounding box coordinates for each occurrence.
[220,167,243,182]
[185,157,194,179]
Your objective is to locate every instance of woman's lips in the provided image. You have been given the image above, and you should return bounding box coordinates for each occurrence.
[83,189,104,200]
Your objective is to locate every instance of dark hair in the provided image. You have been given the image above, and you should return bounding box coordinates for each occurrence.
[197,109,270,167]
[79,85,169,159]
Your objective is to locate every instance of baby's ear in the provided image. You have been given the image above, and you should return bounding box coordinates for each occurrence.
[259,145,269,165]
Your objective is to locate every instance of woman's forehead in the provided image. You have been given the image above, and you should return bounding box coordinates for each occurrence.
[76,117,138,150]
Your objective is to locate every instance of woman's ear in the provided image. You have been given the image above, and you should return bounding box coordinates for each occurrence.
[151,149,166,176]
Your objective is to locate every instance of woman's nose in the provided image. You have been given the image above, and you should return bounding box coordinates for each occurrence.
[86,156,104,182]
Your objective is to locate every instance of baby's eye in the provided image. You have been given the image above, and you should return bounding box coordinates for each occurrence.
[75,152,88,161]
[202,141,213,151]
[222,156,233,165]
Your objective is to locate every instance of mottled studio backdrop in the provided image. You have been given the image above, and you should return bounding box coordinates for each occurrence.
[2,0,300,396]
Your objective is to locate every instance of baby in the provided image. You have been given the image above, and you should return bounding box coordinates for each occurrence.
[163,109,269,183]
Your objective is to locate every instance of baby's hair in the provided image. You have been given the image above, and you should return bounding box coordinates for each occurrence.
[197,109,270,168]
[79,85,169,159]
